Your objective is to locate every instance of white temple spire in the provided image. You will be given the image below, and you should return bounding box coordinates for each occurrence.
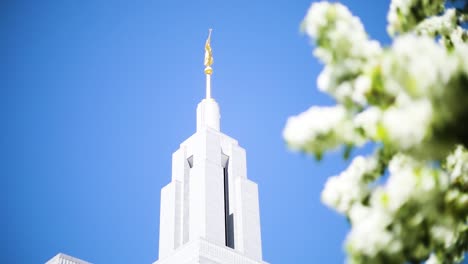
[197,29,220,131]
[155,31,267,264]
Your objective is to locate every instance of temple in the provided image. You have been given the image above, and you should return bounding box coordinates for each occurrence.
[154,30,267,264]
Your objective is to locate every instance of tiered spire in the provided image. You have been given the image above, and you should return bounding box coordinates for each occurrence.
[155,30,266,264]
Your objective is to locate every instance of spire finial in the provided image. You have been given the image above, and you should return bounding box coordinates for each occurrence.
[204,29,213,73]
[204,29,213,99]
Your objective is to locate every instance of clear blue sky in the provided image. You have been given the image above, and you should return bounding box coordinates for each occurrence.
[3,1,391,263]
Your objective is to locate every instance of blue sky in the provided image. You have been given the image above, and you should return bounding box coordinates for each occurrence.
[3,1,391,263]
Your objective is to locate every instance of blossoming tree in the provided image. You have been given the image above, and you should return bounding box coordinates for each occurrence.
[283,1,468,263]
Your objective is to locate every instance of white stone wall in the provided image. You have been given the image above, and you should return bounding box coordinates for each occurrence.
[235,179,263,261]
[197,99,220,131]
[154,238,268,264]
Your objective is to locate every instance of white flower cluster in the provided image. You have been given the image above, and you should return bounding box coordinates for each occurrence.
[416,8,457,33]
[387,0,468,48]
[284,0,468,263]
[321,155,378,213]
[326,151,467,263]
[346,205,400,259]
[353,106,381,139]
[426,254,442,264]
[285,4,468,156]
[387,0,445,35]
[303,2,381,64]
[382,35,457,98]
[446,145,468,184]
[283,105,361,155]
[379,154,448,212]
[303,2,381,105]
[381,98,433,149]
[445,145,468,216]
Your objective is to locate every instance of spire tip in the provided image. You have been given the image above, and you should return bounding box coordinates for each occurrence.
[204,30,214,99]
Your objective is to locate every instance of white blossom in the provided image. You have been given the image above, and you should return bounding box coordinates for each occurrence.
[446,145,468,183]
[431,223,457,248]
[346,207,398,257]
[302,2,330,37]
[381,35,457,98]
[387,0,445,35]
[317,66,331,92]
[381,99,433,149]
[283,105,347,150]
[384,155,419,211]
[414,8,468,48]
[348,204,370,224]
[303,2,382,105]
[449,27,468,47]
[321,156,378,213]
[321,175,356,213]
[426,254,442,264]
[353,106,382,139]
[416,9,457,37]
[352,75,371,105]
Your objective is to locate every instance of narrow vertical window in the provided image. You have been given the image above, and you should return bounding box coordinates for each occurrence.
[182,155,193,244]
[223,164,235,249]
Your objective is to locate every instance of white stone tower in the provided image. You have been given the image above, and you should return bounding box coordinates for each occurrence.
[154,31,268,264]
